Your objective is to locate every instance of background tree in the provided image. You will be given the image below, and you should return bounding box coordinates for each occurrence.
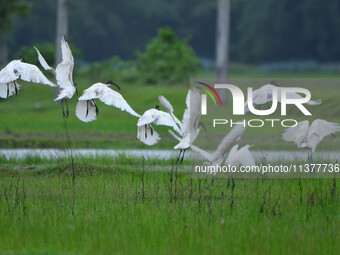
[0,0,31,66]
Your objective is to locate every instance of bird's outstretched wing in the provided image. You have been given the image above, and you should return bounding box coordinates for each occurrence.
[158,95,182,128]
[277,90,322,105]
[237,147,255,167]
[137,125,161,146]
[282,120,309,146]
[56,37,74,89]
[99,87,140,117]
[0,61,20,83]
[16,62,56,86]
[34,46,56,75]
[248,84,321,106]
[0,82,22,98]
[138,109,182,135]
[75,100,97,122]
[79,83,140,118]
[211,124,246,163]
[225,144,239,165]
[181,88,201,135]
[308,119,340,141]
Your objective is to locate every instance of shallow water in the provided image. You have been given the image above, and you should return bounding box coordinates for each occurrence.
[0,149,339,162]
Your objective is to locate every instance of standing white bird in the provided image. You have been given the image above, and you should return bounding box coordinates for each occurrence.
[282,119,340,161]
[76,81,160,145]
[0,55,55,98]
[225,144,255,168]
[245,83,321,112]
[35,36,76,117]
[159,88,205,163]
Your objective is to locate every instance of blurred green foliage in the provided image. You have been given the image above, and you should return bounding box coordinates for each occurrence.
[135,28,201,84]
[79,28,201,85]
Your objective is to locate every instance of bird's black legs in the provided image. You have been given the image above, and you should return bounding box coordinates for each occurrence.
[6,83,9,98]
[307,151,314,164]
[61,99,66,118]
[65,99,69,117]
[180,149,186,163]
[144,124,148,139]
[14,81,18,96]
[85,100,89,117]
[92,99,99,115]
[176,149,183,165]
[148,124,153,136]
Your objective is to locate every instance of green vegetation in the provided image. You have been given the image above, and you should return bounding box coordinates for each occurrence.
[135,28,201,84]
[1,156,340,254]
[0,75,339,150]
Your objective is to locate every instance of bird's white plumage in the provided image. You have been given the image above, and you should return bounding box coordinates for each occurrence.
[282,119,340,152]
[245,84,321,111]
[0,82,22,98]
[76,82,140,122]
[158,95,182,128]
[55,36,74,90]
[137,125,161,146]
[188,124,246,165]
[75,100,97,122]
[34,46,56,75]
[0,60,55,87]
[174,88,202,149]
[225,144,255,167]
[137,108,182,135]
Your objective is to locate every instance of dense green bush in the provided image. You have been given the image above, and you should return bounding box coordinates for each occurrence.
[135,27,201,84]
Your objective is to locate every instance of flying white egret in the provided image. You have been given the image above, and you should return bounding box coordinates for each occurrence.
[137,105,183,145]
[244,83,321,112]
[282,119,340,162]
[76,81,139,121]
[76,81,160,145]
[170,124,246,166]
[35,36,77,117]
[159,88,205,163]
[0,55,55,98]
[225,144,255,168]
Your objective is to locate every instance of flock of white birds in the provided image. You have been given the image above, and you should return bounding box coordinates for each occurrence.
[0,37,339,167]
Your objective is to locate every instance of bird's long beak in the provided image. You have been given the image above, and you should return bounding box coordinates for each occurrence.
[113,82,120,90]
[76,87,79,95]
[200,122,207,133]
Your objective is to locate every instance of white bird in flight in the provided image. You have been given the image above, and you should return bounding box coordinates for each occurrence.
[245,83,321,112]
[137,105,183,145]
[159,88,205,163]
[0,55,55,98]
[76,81,160,145]
[35,36,76,117]
[225,144,255,168]
[170,124,246,166]
[282,119,340,162]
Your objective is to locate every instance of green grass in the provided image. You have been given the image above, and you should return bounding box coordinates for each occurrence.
[0,72,339,150]
[1,156,340,254]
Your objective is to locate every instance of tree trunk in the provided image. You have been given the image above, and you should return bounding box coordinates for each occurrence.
[56,0,68,66]
[55,0,68,95]
[215,0,231,102]
[216,0,230,79]
[0,32,8,67]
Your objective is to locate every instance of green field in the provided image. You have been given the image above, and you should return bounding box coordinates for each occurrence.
[1,73,340,254]
[1,156,340,254]
[1,73,340,150]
